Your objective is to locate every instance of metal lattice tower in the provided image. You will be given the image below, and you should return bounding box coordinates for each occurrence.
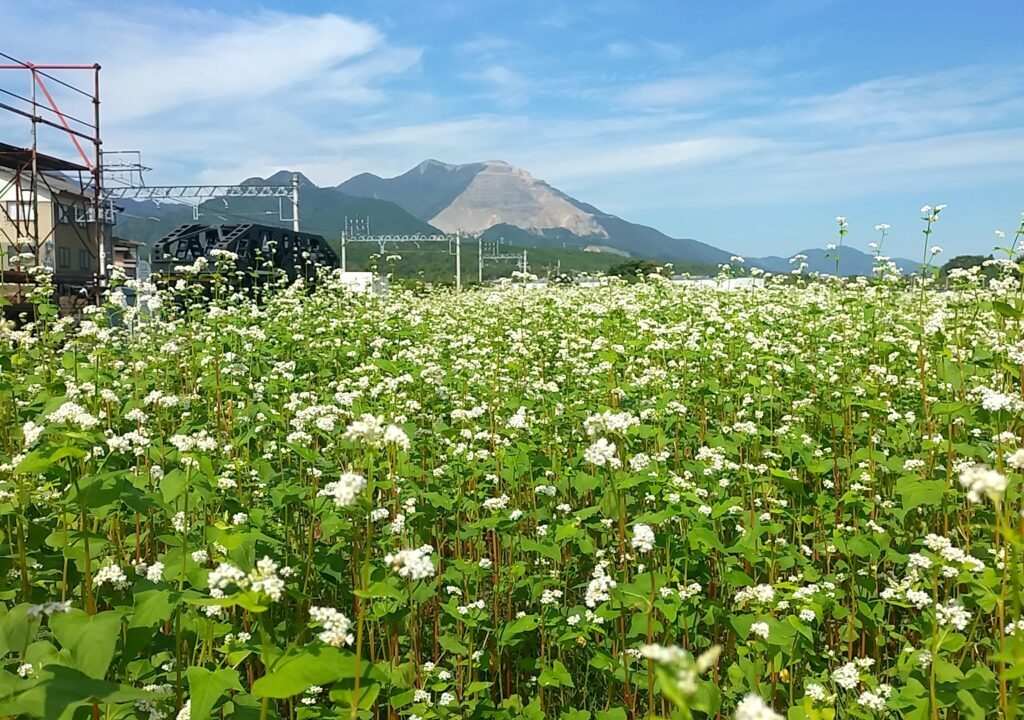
[100,150,301,230]
[341,216,465,289]
[479,236,527,282]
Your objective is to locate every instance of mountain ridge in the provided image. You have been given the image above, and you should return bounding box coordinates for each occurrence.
[116,170,439,245]
[338,159,733,265]
[751,246,918,276]
[115,161,918,276]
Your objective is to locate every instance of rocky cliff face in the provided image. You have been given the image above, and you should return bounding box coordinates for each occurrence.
[427,161,607,237]
[337,159,734,265]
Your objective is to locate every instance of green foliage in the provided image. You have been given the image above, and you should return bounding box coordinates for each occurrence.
[1,255,1023,720]
[607,258,670,280]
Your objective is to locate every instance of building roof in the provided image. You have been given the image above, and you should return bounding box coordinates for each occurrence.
[113,237,146,247]
[0,165,96,198]
[0,141,90,172]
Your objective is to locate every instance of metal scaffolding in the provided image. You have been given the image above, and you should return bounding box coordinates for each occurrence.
[0,54,106,304]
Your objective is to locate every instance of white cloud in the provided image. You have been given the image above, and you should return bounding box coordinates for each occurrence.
[618,73,755,108]
[548,136,775,179]
[104,13,386,121]
[466,65,531,106]
[780,66,1024,136]
[0,3,422,183]
[605,42,636,59]
[456,35,517,58]
[3,1,1021,258]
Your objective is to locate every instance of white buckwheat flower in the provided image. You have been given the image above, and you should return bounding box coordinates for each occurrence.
[631,524,655,553]
[318,472,367,508]
[309,605,354,646]
[584,438,620,468]
[385,546,435,580]
[734,694,783,720]
[958,465,1007,504]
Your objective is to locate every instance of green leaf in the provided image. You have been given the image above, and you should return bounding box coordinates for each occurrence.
[0,665,152,720]
[572,472,601,494]
[252,646,368,698]
[538,660,574,688]
[561,709,591,720]
[957,688,987,720]
[129,589,175,629]
[329,681,381,709]
[653,665,691,710]
[438,634,470,655]
[186,667,243,720]
[932,401,966,415]
[48,610,122,679]
[161,469,188,503]
[896,476,946,508]
[934,658,964,683]
[497,614,539,647]
[993,300,1022,319]
[520,538,561,562]
[0,604,41,657]
[688,526,725,552]
[13,450,54,476]
[49,445,88,464]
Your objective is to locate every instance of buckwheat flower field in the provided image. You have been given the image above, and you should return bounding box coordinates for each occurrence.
[1,260,1023,720]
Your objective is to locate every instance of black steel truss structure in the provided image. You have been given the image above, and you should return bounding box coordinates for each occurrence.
[152,223,339,281]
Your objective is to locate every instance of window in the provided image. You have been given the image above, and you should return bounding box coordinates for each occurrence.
[58,246,71,268]
[4,201,35,223]
[57,204,71,225]
[79,249,90,270]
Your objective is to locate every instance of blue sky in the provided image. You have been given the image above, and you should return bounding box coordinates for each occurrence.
[3,0,1024,258]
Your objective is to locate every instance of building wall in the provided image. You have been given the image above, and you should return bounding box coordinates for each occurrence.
[0,184,55,270]
[1,174,112,284]
[51,194,112,283]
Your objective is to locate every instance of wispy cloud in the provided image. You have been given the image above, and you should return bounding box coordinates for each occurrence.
[465,65,532,107]
[3,1,1022,258]
[456,34,517,59]
[605,41,637,59]
[618,73,756,109]
[547,136,776,179]
[0,3,422,183]
[779,66,1024,136]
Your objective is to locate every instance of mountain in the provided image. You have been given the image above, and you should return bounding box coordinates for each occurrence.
[338,160,487,221]
[750,247,918,276]
[116,171,438,245]
[114,164,916,277]
[338,160,732,266]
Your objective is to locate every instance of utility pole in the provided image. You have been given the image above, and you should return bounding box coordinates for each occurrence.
[29,70,38,255]
[341,233,347,272]
[291,173,300,232]
[455,232,462,291]
[94,65,105,282]
[478,236,483,284]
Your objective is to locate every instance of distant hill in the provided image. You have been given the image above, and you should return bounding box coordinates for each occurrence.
[338,160,487,222]
[116,171,438,245]
[749,246,918,276]
[115,165,917,278]
[338,159,734,266]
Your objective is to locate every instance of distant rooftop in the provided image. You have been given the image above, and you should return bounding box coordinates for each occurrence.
[0,141,90,173]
